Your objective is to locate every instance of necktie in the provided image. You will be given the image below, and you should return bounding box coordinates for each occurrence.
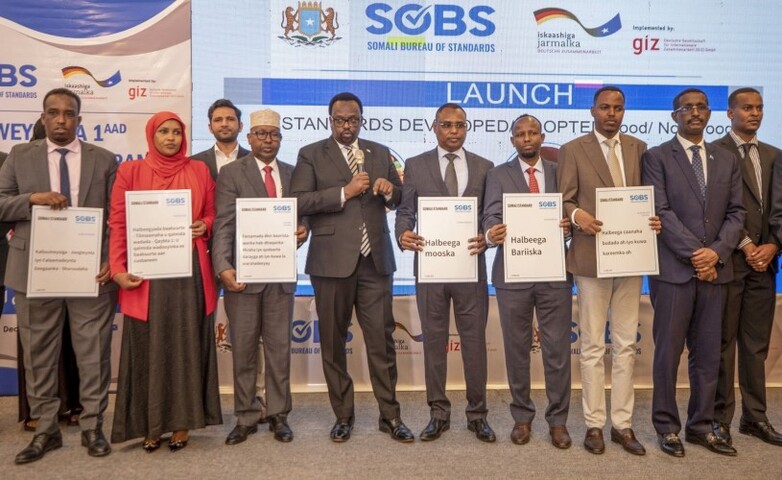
[263,165,277,197]
[742,143,763,207]
[345,146,371,257]
[444,153,458,196]
[56,148,72,206]
[690,145,706,200]
[526,167,540,193]
[604,138,624,187]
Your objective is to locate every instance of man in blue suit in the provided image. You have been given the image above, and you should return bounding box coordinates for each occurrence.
[642,88,745,457]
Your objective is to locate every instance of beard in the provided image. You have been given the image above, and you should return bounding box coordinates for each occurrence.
[519,150,538,159]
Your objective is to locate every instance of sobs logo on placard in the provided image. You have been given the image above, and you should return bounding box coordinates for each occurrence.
[279,1,342,47]
[534,7,621,56]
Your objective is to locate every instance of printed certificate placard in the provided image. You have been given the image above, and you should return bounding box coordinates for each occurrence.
[417,197,477,283]
[236,198,297,283]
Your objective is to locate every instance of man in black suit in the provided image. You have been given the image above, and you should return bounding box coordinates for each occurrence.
[395,103,494,442]
[715,88,782,447]
[290,92,413,443]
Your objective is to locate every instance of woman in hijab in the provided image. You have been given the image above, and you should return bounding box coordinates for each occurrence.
[109,111,221,452]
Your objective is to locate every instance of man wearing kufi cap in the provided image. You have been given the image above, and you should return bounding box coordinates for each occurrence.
[212,108,308,444]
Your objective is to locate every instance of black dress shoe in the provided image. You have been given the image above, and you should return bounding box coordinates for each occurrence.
[330,418,354,443]
[467,419,496,443]
[225,424,258,445]
[419,418,450,441]
[269,415,294,443]
[712,421,732,446]
[15,431,63,464]
[379,417,415,443]
[142,438,161,453]
[81,429,111,457]
[739,419,782,446]
[685,431,737,456]
[168,432,189,452]
[658,433,685,457]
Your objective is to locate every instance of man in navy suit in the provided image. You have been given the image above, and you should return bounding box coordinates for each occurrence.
[642,88,745,457]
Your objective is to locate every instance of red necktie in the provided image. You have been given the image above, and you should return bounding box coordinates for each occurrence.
[527,167,540,193]
[263,165,277,198]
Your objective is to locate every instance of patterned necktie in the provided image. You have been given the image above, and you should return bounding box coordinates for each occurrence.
[345,146,371,257]
[742,143,763,207]
[604,138,624,187]
[444,153,458,196]
[690,145,706,201]
[526,167,540,193]
[263,165,277,198]
[56,148,72,206]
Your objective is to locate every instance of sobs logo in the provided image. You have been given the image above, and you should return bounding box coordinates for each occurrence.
[280,1,341,47]
[533,8,621,37]
[366,3,495,36]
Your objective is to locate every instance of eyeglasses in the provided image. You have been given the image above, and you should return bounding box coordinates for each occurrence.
[331,116,361,127]
[674,104,710,114]
[249,130,282,141]
[438,122,467,130]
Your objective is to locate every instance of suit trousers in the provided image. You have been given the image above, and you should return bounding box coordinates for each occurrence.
[224,286,293,425]
[15,291,116,435]
[415,280,488,421]
[574,275,642,429]
[650,278,725,435]
[715,264,776,424]
[311,254,400,421]
[496,285,571,426]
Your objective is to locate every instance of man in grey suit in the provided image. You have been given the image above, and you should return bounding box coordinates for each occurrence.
[557,86,654,455]
[483,114,573,448]
[191,99,249,180]
[213,109,307,445]
[395,103,493,442]
[0,88,117,463]
[290,92,413,443]
[714,88,782,447]
[643,88,744,457]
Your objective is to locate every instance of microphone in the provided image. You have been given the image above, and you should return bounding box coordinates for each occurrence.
[355,149,365,173]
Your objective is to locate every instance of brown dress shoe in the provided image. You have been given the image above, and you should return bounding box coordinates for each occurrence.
[511,422,531,445]
[584,427,605,454]
[549,425,572,449]
[610,427,646,455]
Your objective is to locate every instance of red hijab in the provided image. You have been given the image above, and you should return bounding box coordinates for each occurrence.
[144,111,190,187]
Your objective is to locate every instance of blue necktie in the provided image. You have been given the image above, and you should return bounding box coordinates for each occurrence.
[56,148,72,206]
[690,145,705,201]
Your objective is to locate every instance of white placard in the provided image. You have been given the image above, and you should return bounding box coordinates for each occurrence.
[236,198,297,283]
[27,206,104,297]
[417,197,478,283]
[126,189,192,279]
[502,193,567,283]
[595,186,659,278]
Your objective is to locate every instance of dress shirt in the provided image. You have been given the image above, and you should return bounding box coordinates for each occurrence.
[255,157,283,197]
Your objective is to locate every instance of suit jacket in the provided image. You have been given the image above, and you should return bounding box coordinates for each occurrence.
[394,148,492,280]
[557,132,647,277]
[192,144,251,180]
[291,137,402,278]
[0,139,117,293]
[483,158,572,290]
[0,152,11,285]
[714,135,780,273]
[212,154,297,294]
[641,137,745,284]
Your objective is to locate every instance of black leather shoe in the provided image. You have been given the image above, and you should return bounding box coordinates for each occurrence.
[658,433,685,457]
[330,418,354,443]
[712,421,733,446]
[584,427,605,454]
[81,429,111,457]
[685,431,737,456]
[15,431,63,464]
[419,418,450,441]
[225,424,257,445]
[168,432,189,452]
[467,419,496,443]
[739,419,782,446]
[610,427,645,455]
[379,417,415,443]
[269,415,293,443]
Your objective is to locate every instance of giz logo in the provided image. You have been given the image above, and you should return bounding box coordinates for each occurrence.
[632,35,660,55]
[292,320,354,343]
[0,64,37,87]
[366,3,495,36]
[128,86,147,100]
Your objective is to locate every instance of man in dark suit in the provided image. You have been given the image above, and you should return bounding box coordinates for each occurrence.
[642,88,745,457]
[0,88,117,463]
[191,99,250,180]
[395,103,493,442]
[290,92,413,442]
[715,88,782,447]
[213,109,307,445]
[483,115,573,448]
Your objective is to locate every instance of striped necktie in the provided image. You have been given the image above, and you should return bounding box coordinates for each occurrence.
[345,146,371,257]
